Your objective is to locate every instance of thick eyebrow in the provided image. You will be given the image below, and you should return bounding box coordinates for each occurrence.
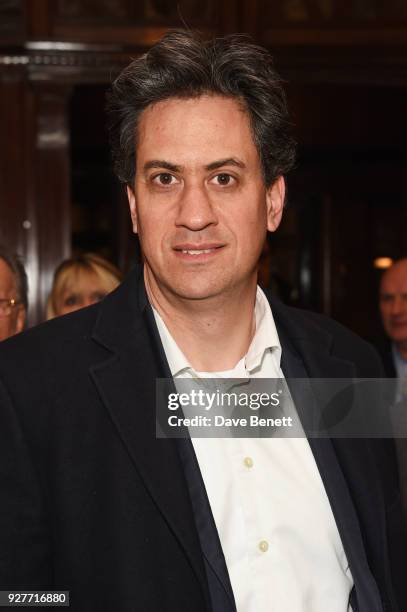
[205,158,246,171]
[143,158,246,174]
[143,160,181,173]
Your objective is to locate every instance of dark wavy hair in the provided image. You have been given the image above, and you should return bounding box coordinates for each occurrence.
[106,30,296,188]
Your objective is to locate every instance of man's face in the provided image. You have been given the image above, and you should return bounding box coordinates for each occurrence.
[127,95,284,303]
[0,258,25,341]
[379,260,407,349]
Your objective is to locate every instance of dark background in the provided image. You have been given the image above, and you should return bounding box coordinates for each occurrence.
[0,0,406,341]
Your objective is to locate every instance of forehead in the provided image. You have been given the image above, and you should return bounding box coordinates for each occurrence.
[59,267,100,292]
[136,95,258,165]
[0,258,16,295]
[58,265,117,296]
[381,264,407,293]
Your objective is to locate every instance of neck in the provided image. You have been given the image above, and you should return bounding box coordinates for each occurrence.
[145,269,257,372]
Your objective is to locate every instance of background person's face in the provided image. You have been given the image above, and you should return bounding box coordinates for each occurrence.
[380,262,407,348]
[127,95,284,303]
[0,258,25,341]
[55,271,110,316]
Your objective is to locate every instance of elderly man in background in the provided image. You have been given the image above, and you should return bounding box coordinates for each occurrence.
[379,258,407,378]
[379,258,407,527]
[0,244,28,341]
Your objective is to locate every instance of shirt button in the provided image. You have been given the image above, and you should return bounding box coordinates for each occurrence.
[243,456,254,468]
[259,540,269,553]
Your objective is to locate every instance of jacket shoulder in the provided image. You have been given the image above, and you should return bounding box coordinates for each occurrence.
[0,304,108,398]
[0,303,99,358]
[270,298,384,378]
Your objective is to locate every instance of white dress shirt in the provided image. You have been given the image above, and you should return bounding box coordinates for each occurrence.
[153,287,354,612]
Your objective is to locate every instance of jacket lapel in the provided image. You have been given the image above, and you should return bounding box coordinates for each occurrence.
[88,268,210,608]
[269,296,356,379]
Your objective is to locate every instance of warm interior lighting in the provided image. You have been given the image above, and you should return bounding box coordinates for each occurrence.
[373,257,393,269]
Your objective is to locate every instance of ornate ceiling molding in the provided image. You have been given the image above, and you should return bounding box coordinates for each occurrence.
[0,42,136,82]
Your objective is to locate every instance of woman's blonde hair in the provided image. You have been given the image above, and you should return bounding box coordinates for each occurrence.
[46,253,122,320]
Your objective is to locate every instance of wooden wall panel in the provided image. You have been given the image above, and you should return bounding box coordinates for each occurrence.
[248,0,407,47]
[0,71,25,253]
[24,0,53,40]
[256,0,407,30]
[0,69,33,314]
[0,0,24,45]
[0,67,71,324]
[23,0,232,45]
[54,0,216,25]
[30,82,71,321]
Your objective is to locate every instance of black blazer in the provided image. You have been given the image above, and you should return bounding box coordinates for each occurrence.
[0,267,404,611]
[376,340,398,378]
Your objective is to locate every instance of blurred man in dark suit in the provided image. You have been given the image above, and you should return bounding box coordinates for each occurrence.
[0,245,27,341]
[380,257,407,378]
[379,258,407,378]
[379,259,407,526]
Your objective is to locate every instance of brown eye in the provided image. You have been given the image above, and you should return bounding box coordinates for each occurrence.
[212,173,236,186]
[153,173,176,185]
[217,174,231,185]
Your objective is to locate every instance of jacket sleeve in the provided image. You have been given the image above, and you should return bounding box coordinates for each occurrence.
[0,377,52,589]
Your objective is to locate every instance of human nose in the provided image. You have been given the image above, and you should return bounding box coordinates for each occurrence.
[174,183,218,231]
[390,296,403,316]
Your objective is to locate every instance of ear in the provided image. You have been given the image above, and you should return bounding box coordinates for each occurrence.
[15,307,26,334]
[266,175,285,232]
[126,185,138,234]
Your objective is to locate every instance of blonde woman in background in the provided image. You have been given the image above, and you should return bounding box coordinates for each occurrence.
[47,253,122,319]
